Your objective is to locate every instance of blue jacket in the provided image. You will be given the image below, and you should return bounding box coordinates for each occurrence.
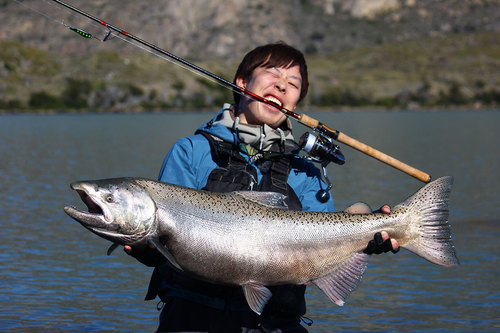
[158,105,335,212]
[151,105,336,316]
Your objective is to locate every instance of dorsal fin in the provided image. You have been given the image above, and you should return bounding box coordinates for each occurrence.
[233,191,288,209]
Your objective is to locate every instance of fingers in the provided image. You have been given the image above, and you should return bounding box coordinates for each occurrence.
[381,231,400,252]
[363,231,400,255]
[391,239,400,253]
[380,205,391,214]
[123,243,155,254]
[372,204,391,214]
[381,231,400,253]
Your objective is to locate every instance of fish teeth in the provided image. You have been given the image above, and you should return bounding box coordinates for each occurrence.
[265,96,282,107]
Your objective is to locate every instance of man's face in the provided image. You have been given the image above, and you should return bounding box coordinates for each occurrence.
[235,64,302,129]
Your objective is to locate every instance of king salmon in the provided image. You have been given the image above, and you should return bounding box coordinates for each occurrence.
[64,176,459,314]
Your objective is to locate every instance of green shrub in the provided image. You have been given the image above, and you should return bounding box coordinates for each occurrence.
[29,91,63,109]
[62,78,92,108]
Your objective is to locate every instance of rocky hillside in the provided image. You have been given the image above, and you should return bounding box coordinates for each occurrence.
[1,0,500,111]
[3,0,500,60]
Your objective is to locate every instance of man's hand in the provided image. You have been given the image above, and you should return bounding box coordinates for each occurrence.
[376,204,391,214]
[363,231,400,255]
[124,245,133,254]
[344,203,400,255]
[123,244,166,267]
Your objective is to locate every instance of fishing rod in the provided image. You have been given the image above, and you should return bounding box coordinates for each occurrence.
[39,0,431,183]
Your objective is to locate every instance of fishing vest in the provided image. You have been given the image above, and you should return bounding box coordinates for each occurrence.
[197,130,303,211]
[147,130,307,320]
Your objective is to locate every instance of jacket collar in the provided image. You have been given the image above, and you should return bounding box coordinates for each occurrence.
[213,103,295,152]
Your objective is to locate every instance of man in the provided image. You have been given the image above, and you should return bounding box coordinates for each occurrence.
[126,42,398,333]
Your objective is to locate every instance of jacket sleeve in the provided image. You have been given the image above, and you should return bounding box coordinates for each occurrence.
[158,135,217,189]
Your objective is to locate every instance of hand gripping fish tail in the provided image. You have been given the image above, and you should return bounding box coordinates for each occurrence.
[393,176,459,268]
[308,176,458,310]
[63,176,459,315]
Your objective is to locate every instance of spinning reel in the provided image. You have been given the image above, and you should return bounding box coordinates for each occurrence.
[298,131,345,203]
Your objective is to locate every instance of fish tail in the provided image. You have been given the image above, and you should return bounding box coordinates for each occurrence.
[397,176,460,267]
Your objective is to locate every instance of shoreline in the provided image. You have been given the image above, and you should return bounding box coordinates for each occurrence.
[1,105,499,116]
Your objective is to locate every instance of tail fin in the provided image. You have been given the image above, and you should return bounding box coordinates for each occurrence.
[396,176,460,267]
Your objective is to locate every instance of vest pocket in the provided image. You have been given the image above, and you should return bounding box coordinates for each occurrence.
[203,167,257,192]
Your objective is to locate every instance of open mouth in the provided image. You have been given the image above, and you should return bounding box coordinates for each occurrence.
[64,182,109,228]
[76,189,103,215]
[265,96,283,109]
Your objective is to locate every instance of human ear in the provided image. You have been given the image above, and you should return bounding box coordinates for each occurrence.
[235,75,247,89]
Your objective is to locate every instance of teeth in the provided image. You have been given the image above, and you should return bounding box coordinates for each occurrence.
[265,97,282,107]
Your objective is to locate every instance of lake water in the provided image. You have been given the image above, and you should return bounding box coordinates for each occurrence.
[0,109,499,332]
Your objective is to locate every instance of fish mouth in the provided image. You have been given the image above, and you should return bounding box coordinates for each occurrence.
[64,179,154,246]
[64,182,110,229]
[77,189,104,215]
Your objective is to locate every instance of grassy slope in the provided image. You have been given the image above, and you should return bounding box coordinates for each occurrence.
[306,32,500,107]
[1,31,500,112]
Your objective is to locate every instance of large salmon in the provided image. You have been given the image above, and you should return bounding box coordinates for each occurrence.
[64,176,459,314]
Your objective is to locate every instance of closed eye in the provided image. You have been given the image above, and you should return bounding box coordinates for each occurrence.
[267,68,281,77]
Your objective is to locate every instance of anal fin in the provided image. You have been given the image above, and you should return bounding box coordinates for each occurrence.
[312,253,371,306]
[242,282,273,315]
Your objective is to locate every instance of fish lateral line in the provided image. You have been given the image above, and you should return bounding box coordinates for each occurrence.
[64,176,459,315]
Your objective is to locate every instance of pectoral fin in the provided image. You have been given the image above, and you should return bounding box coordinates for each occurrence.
[312,253,371,306]
[242,282,273,315]
[106,243,120,255]
[148,237,183,272]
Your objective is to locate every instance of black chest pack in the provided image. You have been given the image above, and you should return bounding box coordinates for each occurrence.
[146,132,314,319]
[196,130,303,211]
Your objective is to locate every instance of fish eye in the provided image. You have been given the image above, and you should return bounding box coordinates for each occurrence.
[106,195,114,203]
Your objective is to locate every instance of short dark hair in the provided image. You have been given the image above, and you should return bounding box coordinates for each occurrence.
[233,41,309,106]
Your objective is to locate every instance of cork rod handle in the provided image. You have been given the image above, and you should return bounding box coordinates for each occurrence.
[298,114,431,183]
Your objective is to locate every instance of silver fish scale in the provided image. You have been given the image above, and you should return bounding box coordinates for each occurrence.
[141,180,406,285]
[66,176,458,314]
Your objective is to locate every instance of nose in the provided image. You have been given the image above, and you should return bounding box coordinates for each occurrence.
[275,77,286,93]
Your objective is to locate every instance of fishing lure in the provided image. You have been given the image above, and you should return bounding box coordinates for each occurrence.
[15,0,431,183]
[62,20,113,42]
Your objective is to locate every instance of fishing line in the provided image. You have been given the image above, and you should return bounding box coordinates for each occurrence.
[13,0,432,183]
[15,0,108,41]
[15,0,243,97]
[14,0,68,26]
